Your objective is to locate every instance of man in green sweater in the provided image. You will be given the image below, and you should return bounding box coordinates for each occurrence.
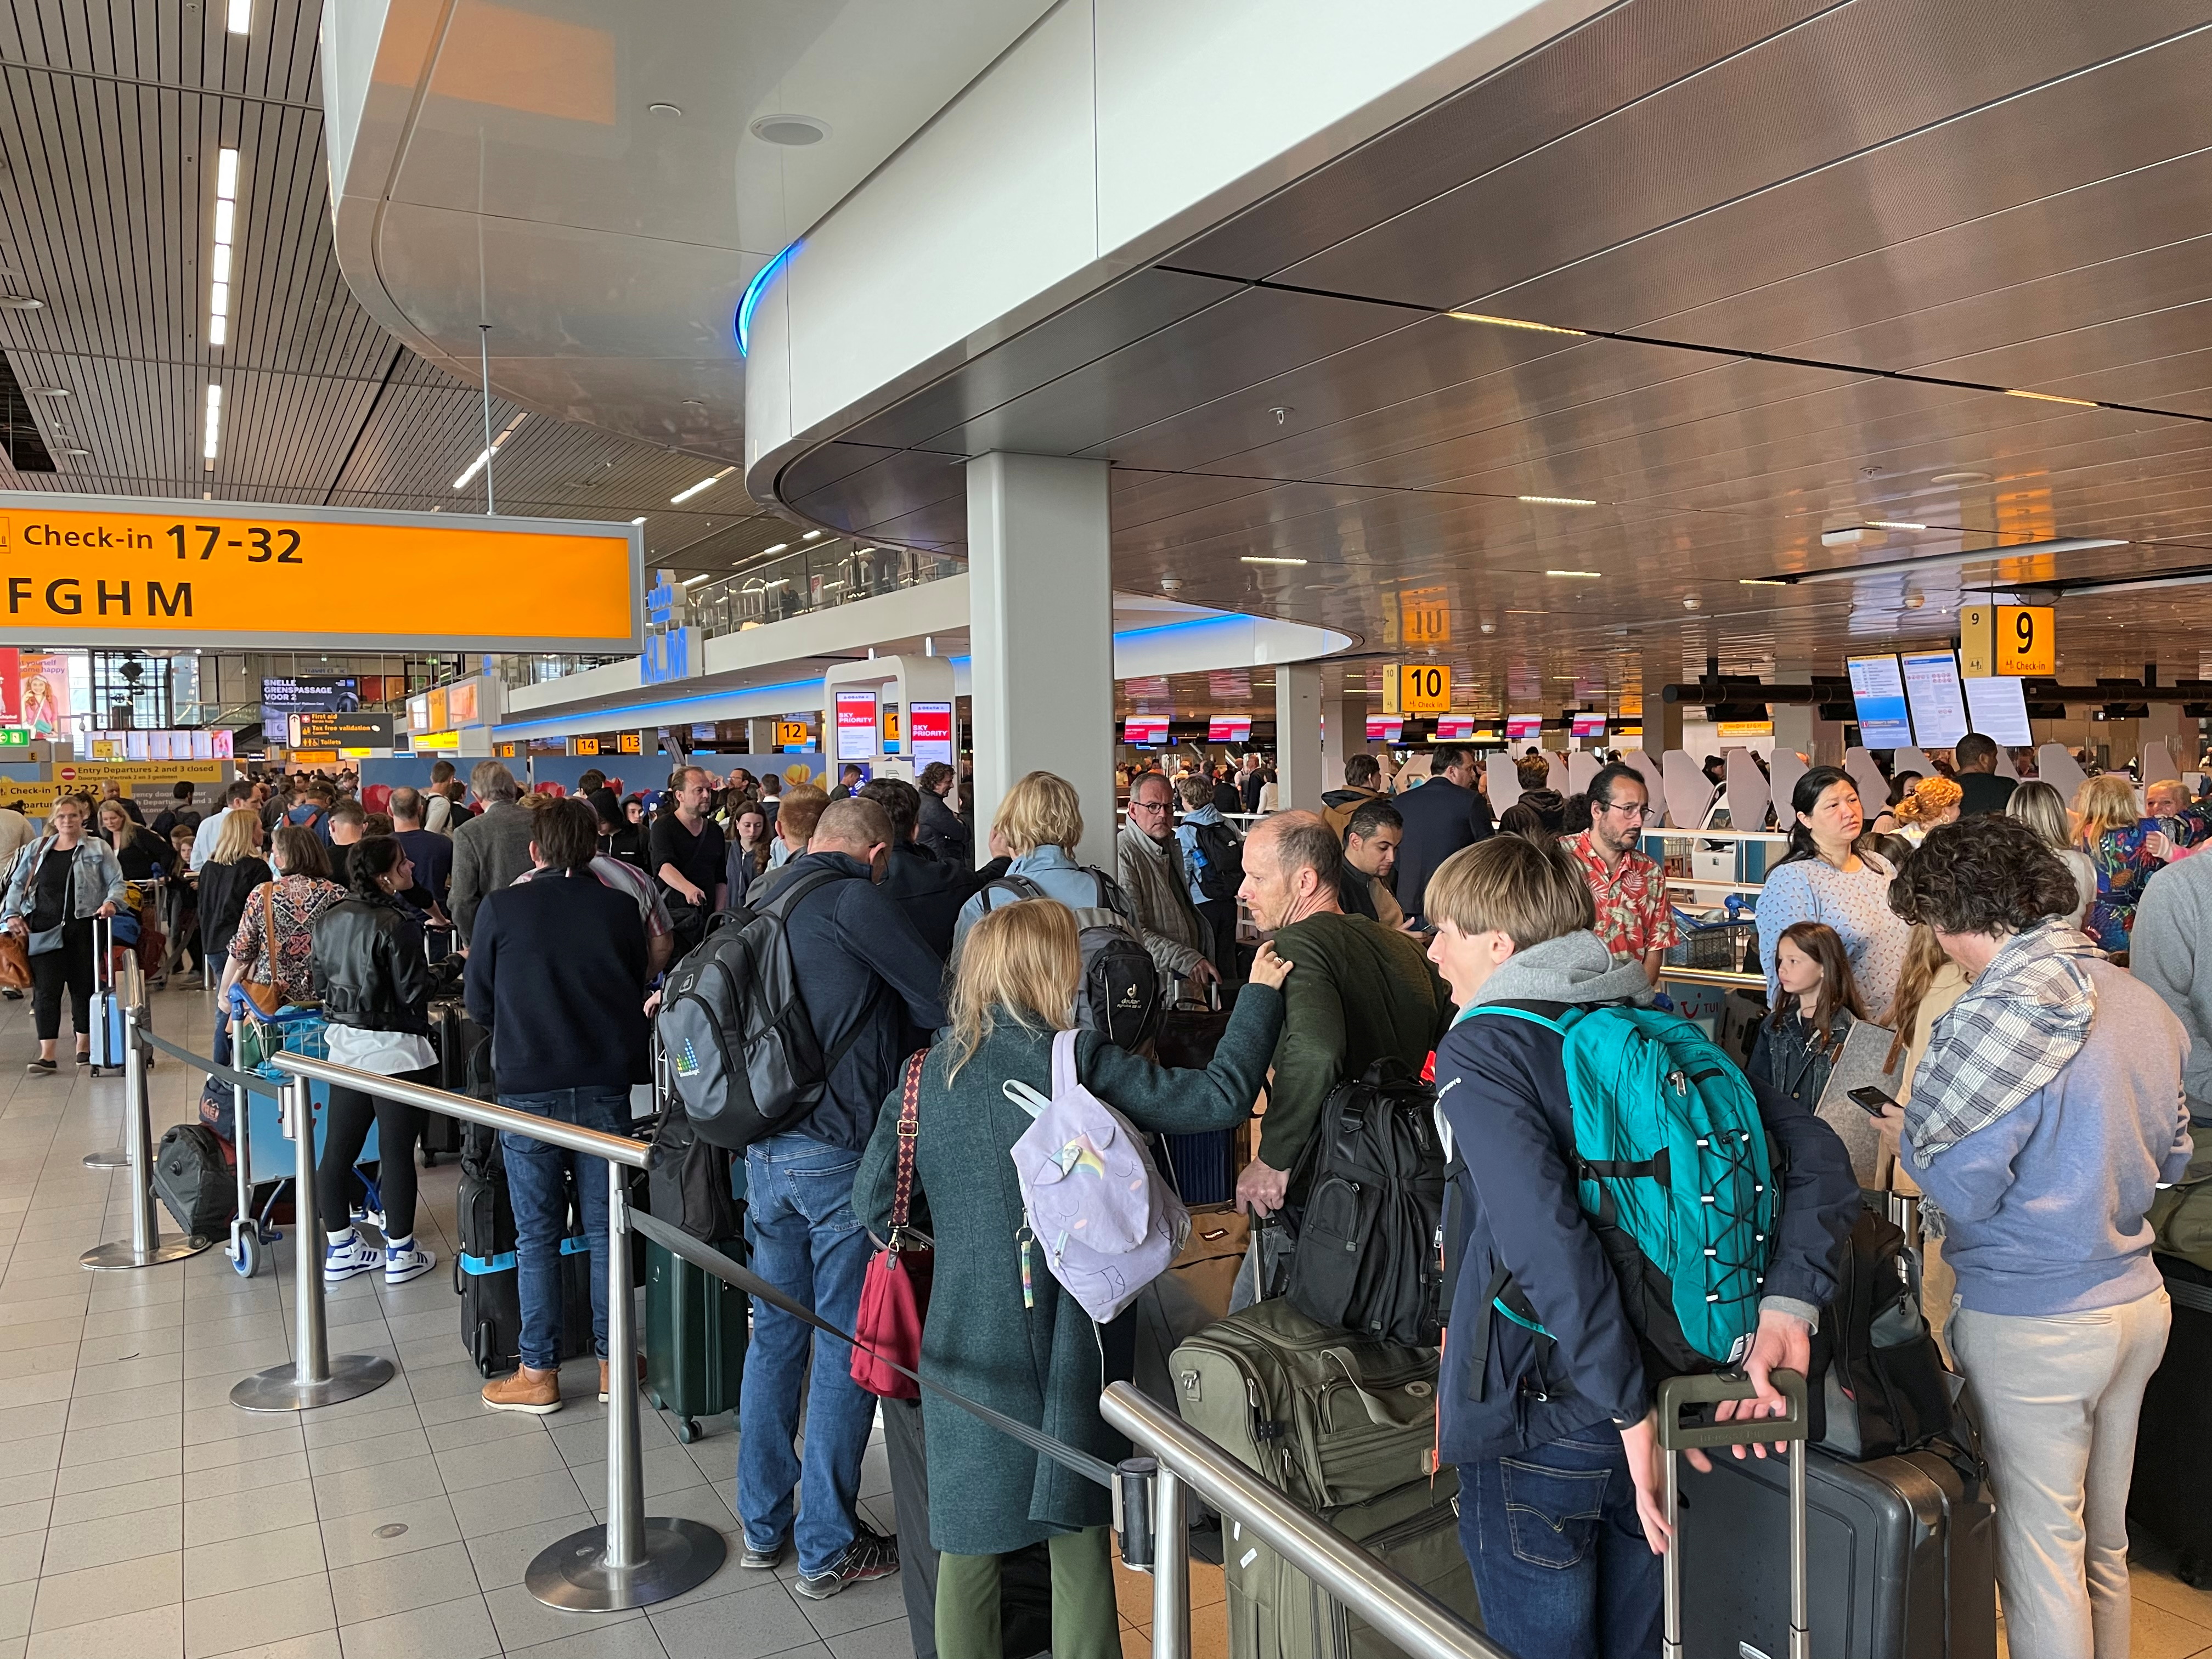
[1233,811,1454,1217]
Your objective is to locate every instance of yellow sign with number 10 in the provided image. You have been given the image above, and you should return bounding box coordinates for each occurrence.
[1395,663,1453,714]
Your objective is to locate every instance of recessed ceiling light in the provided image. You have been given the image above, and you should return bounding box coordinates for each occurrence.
[1932,471,1993,485]
[1545,569,1602,579]
[751,114,830,146]
[1519,495,1596,507]
[682,574,709,586]
[670,466,733,504]
[0,295,43,311]
[61,447,88,458]
[802,529,822,540]
[2004,388,2100,408]
[1241,556,1307,566]
[227,0,250,32]
[630,516,647,525]
[1446,312,1585,337]
[760,543,789,556]
[648,103,681,117]
[26,386,66,397]
[1867,521,1927,531]
[1739,578,1790,586]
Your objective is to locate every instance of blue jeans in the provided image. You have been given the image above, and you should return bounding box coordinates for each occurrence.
[737,1132,876,1578]
[1459,1431,1662,1659]
[498,1088,627,1371]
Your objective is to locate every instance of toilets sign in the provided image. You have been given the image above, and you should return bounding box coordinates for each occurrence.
[0,491,642,651]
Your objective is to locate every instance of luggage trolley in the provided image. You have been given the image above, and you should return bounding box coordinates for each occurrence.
[229,1008,383,1274]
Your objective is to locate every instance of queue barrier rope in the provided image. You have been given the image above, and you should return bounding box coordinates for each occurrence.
[139,1025,278,1098]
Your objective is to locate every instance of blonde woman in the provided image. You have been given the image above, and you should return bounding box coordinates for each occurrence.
[2073,774,2168,953]
[951,771,1114,952]
[854,900,1290,1659]
[2007,781,2095,930]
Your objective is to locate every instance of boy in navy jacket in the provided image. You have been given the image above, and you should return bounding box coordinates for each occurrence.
[1421,834,1856,1659]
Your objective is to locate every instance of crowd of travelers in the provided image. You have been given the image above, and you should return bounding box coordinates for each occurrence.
[0,728,2199,1659]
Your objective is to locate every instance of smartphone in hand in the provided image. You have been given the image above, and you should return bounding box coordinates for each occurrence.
[1848,1085,1900,1117]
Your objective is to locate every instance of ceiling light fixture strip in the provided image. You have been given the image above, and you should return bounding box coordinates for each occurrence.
[672,466,736,505]
[208,148,240,347]
[452,411,527,489]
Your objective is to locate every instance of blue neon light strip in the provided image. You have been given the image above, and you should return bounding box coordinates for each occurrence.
[736,242,799,357]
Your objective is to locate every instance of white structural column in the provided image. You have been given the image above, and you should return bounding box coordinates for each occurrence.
[968,453,1116,867]
[1276,663,1325,812]
[1321,690,1363,794]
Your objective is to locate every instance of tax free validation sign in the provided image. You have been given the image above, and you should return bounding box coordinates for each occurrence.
[0,491,644,652]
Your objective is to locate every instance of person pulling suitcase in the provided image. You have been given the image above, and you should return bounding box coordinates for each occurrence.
[1420,834,1857,1659]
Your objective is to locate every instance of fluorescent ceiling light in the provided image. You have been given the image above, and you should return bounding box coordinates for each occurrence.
[1866,520,1927,531]
[1446,312,1587,337]
[1241,556,1308,566]
[202,383,222,467]
[2005,388,2100,408]
[1784,535,2127,585]
[802,529,822,540]
[681,574,709,587]
[1739,577,1790,586]
[1545,569,1602,579]
[670,466,733,504]
[209,150,240,347]
[451,412,526,489]
[760,542,789,556]
[225,0,250,32]
[216,149,239,196]
[1520,495,1597,507]
[630,516,647,525]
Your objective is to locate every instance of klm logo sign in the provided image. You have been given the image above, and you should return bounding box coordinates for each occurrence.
[643,625,699,685]
[645,575,678,628]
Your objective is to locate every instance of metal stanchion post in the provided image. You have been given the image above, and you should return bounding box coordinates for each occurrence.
[83,915,135,1168]
[527,1155,725,1610]
[82,1007,212,1269]
[1152,1468,1191,1659]
[231,1074,394,1410]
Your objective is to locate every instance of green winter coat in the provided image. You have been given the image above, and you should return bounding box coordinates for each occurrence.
[854,986,1282,1555]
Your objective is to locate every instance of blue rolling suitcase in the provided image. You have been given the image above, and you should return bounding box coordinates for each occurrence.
[86,915,131,1076]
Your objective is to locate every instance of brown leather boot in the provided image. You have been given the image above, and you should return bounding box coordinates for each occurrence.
[599,1355,646,1403]
[482,1365,561,1415]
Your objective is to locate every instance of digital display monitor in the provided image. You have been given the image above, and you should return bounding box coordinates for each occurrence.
[834,689,879,762]
[1572,713,1607,740]
[1901,651,1970,748]
[1365,715,1403,743]
[1123,716,1170,746]
[1505,715,1543,743]
[909,702,955,770]
[1207,716,1252,743]
[262,675,358,730]
[1432,714,1474,741]
[1962,675,2034,747]
[1846,654,1914,748]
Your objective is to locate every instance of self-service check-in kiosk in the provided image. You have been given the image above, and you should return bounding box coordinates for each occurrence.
[820,655,956,786]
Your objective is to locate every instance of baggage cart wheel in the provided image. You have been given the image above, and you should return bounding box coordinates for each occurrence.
[232,1228,260,1279]
[676,1417,701,1444]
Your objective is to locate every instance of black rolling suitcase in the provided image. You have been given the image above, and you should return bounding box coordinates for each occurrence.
[2129,1256,2212,1585]
[456,1124,595,1377]
[1666,1370,1997,1659]
[421,998,486,1164]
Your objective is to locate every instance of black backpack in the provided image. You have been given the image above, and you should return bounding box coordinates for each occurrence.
[1283,1059,1447,1347]
[654,866,862,1150]
[985,868,1161,1051]
[1809,1194,1959,1460]
[1189,821,1244,903]
[153,1124,233,1240]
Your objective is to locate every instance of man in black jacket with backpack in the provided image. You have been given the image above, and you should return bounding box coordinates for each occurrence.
[1423,832,1855,1659]
[736,796,947,1601]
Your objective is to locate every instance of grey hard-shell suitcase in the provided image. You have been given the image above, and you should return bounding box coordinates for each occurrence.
[1666,1370,1996,1659]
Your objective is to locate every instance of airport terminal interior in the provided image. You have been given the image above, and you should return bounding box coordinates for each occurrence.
[1,0,2211,1655]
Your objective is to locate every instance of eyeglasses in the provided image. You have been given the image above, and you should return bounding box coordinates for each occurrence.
[1129,799,1172,813]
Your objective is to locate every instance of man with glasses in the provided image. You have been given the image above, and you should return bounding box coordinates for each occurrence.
[1116,770,1220,994]
[1562,761,1675,984]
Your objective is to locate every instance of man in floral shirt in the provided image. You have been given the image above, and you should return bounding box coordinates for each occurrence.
[1560,763,1675,985]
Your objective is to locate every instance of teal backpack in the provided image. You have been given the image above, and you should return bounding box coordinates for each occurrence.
[1464,1002,1776,1379]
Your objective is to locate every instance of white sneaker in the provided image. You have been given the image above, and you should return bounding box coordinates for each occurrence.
[383,1241,436,1285]
[348,1201,386,1232]
[324,1231,383,1283]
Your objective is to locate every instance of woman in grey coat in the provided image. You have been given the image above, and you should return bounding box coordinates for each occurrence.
[855,897,1290,1659]
[1,797,127,1073]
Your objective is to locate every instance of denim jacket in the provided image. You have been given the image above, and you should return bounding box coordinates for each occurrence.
[1748,1006,1856,1110]
[1,834,128,929]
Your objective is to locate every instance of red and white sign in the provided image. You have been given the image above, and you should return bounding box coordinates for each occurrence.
[909,701,954,769]
[1122,716,1170,746]
[834,689,878,763]
[1572,713,1607,740]
[1432,715,1474,741]
[57,765,75,782]
[1365,715,1404,743]
[1207,716,1251,743]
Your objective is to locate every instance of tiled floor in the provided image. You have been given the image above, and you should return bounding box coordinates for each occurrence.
[1,982,2208,1659]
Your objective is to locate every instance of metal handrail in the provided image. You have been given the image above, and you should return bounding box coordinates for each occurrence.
[270,1054,646,1170]
[1099,1383,1514,1659]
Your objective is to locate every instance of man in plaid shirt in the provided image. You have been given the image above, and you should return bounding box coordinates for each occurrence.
[1560,763,1675,985]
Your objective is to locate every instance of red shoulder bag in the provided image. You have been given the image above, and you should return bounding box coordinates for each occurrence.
[850,1052,934,1400]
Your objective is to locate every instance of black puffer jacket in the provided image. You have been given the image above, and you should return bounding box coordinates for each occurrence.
[311,893,432,1035]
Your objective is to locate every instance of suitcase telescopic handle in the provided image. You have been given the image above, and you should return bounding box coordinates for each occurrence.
[1658,1369,1810,1659]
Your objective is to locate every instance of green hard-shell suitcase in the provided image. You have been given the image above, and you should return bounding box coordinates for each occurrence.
[642,1236,748,1442]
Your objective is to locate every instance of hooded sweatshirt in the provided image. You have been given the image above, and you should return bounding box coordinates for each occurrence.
[1432,931,1857,1464]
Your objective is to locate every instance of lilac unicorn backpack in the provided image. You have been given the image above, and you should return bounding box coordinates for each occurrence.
[1004,1028,1189,1322]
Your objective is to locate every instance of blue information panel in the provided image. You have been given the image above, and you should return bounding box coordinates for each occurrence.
[1847,653,1914,748]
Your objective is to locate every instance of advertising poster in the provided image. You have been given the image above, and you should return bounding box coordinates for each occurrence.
[19,653,66,738]
[0,650,18,726]
[834,689,878,763]
[909,702,954,769]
